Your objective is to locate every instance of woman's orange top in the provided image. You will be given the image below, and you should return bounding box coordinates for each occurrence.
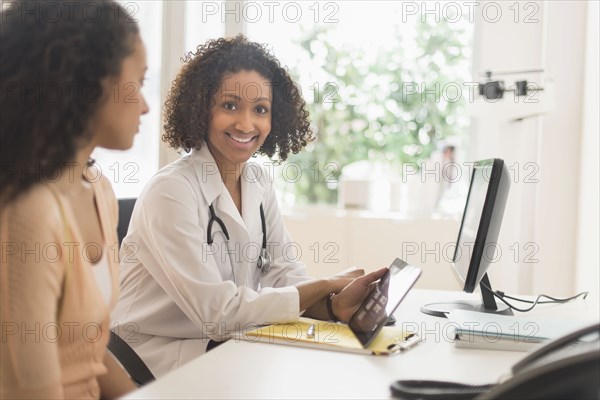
[1,175,120,399]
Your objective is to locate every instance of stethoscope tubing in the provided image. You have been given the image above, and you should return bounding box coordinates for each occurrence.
[206,203,271,275]
[207,204,230,242]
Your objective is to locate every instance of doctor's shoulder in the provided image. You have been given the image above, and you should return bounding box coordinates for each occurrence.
[137,161,201,207]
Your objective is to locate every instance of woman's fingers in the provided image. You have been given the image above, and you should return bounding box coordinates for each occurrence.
[337,266,365,278]
[357,267,388,285]
[327,267,365,292]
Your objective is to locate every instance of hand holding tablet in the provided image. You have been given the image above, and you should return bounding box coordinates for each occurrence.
[348,259,422,347]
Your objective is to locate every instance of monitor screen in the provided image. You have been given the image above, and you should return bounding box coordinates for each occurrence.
[421,158,512,317]
[453,165,488,282]
[453,159,510,293]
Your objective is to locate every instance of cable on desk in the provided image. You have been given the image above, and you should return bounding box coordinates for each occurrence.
[480,282,588,313]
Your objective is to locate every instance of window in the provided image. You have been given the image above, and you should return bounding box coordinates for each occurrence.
[91,1,163,198]
[185,1,226,53]
[245,1,473,209]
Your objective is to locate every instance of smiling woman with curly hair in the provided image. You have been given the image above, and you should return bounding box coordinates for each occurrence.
[163,35,313,159]
[112,35,386,377]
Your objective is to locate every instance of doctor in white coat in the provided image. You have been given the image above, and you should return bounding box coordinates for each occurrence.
[112,36,386,377]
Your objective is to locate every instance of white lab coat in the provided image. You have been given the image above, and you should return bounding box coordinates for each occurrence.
[112,145,312,377]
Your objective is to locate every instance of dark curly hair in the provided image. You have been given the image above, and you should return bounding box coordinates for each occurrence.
[163,35,313,160]
[0,0,139,202]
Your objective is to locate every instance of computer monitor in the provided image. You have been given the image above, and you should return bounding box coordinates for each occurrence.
[421,158,513,317]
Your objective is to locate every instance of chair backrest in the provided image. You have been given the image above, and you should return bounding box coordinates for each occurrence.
[108,331,155,386]
[113,198,152,385]
[117,198,137,246]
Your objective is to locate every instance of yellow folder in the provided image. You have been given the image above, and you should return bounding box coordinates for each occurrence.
[242,317,419,355]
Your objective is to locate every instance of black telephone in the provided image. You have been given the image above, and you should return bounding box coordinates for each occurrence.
[391,323,600,400]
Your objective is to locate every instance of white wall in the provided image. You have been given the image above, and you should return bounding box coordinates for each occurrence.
[159,1,187,167]
[532,2,587,296]
[283,208,461,291]
[575,1,600,303]
[471,1,590,296]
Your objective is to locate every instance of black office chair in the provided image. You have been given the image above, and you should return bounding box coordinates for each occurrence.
[108,331,155,386]
[117,198,137,246]
[111,198,155,386]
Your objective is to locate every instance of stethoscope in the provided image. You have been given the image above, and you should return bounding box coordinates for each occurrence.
[207,203,272,281]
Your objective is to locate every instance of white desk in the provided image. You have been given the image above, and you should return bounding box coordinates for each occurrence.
[125,289,598,399]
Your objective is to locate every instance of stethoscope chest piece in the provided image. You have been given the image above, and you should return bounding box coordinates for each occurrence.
[257,248,272,274]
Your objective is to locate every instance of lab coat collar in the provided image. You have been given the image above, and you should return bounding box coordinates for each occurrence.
[191,145,266,234]
[240,160,266,232]
[191,145,223,206]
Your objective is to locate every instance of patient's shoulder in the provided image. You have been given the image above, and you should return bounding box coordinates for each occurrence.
[2,184,62,237]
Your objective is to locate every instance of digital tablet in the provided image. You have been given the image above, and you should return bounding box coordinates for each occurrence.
[348,258,422,347]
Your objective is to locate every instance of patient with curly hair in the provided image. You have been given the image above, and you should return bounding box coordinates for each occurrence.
[1,0,149,398]
[113,35,386,377]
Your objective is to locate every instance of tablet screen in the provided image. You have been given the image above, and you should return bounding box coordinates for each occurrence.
[348,258,422,347]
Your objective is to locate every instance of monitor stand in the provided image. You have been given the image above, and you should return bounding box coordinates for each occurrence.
[421,274,513,318]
